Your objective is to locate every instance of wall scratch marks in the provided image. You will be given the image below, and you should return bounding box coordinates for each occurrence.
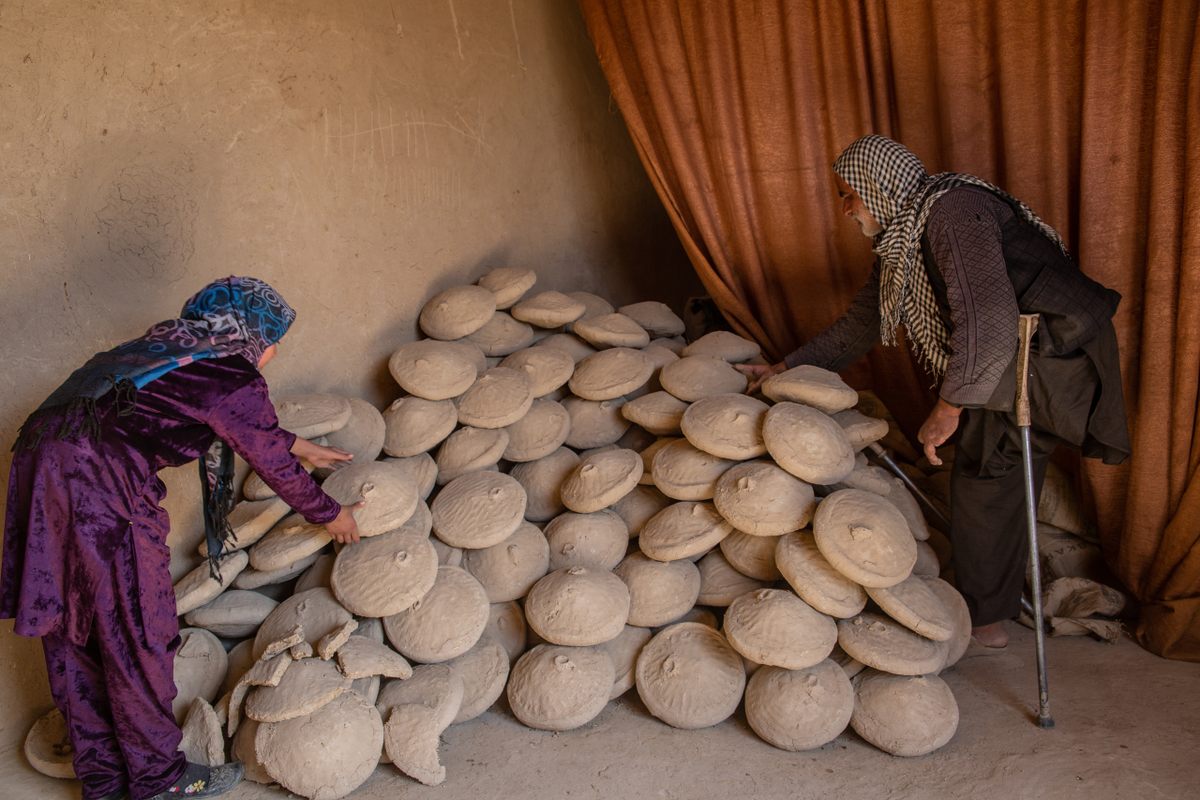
[447,0,465,60]
[508,0,526,72]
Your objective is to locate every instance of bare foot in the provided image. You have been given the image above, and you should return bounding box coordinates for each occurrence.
[971,621,1009,649]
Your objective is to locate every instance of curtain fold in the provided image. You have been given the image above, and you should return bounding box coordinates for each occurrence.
[580,0,1200,659]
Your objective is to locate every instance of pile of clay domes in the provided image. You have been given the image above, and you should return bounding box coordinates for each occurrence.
[27,269,976,798]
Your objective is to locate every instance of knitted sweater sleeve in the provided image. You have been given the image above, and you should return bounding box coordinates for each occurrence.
[924,187,1020,407]
[782,262,881,372]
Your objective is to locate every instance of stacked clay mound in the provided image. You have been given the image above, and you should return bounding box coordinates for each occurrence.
[144,268,976,798]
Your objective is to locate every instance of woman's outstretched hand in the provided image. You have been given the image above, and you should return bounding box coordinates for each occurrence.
[325,502,364,544]
[291,438,354,470]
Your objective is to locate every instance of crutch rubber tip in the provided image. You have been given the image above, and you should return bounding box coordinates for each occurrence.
[1037,715,1055,729]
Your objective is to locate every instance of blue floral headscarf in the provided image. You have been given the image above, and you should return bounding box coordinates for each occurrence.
[19,275,296,577]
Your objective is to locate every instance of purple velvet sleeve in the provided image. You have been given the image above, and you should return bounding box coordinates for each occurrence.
[925,188,1020,407]
[204,378,341,525]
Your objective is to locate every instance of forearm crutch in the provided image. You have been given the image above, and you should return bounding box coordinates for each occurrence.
[1017,313,1055,729]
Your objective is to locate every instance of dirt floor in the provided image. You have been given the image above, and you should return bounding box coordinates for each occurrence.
[6,624,1199,800]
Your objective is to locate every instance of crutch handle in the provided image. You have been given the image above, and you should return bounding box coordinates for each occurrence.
[1015,314,1040,428]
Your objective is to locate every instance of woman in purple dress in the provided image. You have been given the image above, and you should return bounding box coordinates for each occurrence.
[2,276,360,800]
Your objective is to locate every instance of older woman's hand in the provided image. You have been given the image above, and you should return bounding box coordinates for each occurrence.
[291,438,354,470]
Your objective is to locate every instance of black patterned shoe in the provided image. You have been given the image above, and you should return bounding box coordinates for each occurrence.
[147,762,244,798]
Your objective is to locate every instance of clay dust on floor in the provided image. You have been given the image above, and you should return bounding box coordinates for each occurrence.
[6,627,1198,800]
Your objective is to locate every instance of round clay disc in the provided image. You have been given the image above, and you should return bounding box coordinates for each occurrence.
[381,453,439,500]
[838,460,893,495]
[183,589,279,639]
[762,402,856,485]
[419,285,497,340]
[196,496,291,556]
[617,301,685,337]
[719,531,782,581]
[613,552,701,628]
[635,622,745,729]
[762,364,859,413]
[813,489,917,588]
[383,566,489,662]
[696,550,769,606]
[648,336,686,355]
[257,689,383,800]
[680,393,768,460]
[912,539,940,578]
[524,566,630,646]
[850,670,959,756]
[173,550,250,616]
[462,522,551,602]
[659,355,748,402]
[544,510,629,571]
[486,601,528,663]
[713,460,816,536]
[622,391,689,436]
[320,461,419,538]
[237,551,321,591]
[611,484,672,536]
[651,439,738,501]
[445,635,511,723]
[25,708,76,779]
[500,346,575,397]
[431,471,526,549]
[680,331,762,362]
[382,395,457,457]
[638,437,678,485]
[316,397,386,473]
[294,553,335,594]
[566,291,615,320]
[509,447,580,522]
[534,333,597,363]
[274,394,353,439]
[745,661,854,751]
[507,644,615,731]
[723,588,837,669]
[388,340,480,400]
[923,577,972,670]
[572,312,650,349]
[639,502,733,562]
[503,399,571,462]
[171,628,228,723]
[882,478,932,541]
[866,574,956,642]
[435,426,510,484]
[559,448,642,514]
[569,347,654,400]
[249,517,333,573]
[455,366,534,429]
[562,397,629,449]
[833,408,890,450]
[477,267,537,309]
[253,587,354,660]
[465,311,536,356]
[511,290,587,328]
[330,526,439,617]
[775,530,868,618]
[836,612,949,676]
[597,625,653,698]
[244,658,351,723]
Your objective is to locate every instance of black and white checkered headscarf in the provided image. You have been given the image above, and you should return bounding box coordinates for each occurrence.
[833,135,1067,375]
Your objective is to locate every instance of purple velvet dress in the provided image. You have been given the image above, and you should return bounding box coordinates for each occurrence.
[2,355,339,800]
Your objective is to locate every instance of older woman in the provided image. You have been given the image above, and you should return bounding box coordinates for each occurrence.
[2,276,360,800]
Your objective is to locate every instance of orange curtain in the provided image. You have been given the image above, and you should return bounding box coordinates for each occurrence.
[580,0,1200,659]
